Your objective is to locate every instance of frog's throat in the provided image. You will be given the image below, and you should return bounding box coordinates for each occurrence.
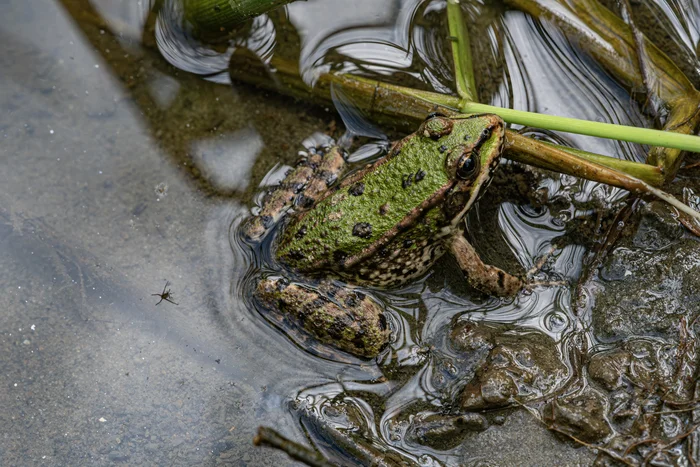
[313,181,458,271]
[447,171,491,230]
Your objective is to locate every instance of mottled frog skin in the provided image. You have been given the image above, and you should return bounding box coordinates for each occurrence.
[243,114,523,358]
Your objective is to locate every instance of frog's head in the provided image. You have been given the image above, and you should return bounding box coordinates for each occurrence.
[420,113,505,228]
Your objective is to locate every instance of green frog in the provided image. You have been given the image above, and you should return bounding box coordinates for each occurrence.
[243,113,524,358]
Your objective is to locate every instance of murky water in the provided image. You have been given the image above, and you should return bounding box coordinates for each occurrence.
[2,0,699,465]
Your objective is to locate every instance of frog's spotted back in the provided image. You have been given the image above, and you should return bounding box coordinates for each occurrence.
[277,114,505,279]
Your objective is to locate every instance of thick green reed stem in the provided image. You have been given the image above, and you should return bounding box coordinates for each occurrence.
[228,50,663,188]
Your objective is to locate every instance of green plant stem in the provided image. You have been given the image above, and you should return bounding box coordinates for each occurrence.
[446,0,477,101]
[228,51,663,187]
[445,2,690,214]
[460,100,700,153]
[443,0,700,155]
[502,0,700,179]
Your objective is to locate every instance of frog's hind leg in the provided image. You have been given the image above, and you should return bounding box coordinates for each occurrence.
[446,234,523,297]
[255,278,390,358]
[243,146,346,240]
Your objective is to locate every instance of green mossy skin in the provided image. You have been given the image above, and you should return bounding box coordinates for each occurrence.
[276,115,504,276]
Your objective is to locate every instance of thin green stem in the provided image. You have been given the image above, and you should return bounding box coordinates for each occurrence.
[460,100,700,153]
[447,0,477,101]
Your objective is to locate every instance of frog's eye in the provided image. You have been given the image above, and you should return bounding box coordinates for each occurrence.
[456,151,479,180]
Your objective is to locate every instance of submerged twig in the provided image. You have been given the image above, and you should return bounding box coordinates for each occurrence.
[253,426,335,467]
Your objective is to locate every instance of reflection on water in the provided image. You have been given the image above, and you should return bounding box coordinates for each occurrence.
[4,0,698,465]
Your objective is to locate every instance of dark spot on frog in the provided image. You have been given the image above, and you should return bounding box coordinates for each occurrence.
[403,239,414,248]
[329,315,354,339]
[414,169,426,183]
[379,313,388,331]
[296,194,315,209]
[497,270,505,289]
[379,247,389,257]
[349,182,365,196]
[355,291,365,301]
[439,145,448,153]
[402,174,412,189]
[286,250,304,261]
[379,203,390,216]
[352,222,373,239]
[295,226,307,239]
[289,182,305,194]
[345,295,358,307]
[333,250,349,266]
[213,5,221,11]
[352,334,367,350]
[464,134,471,141]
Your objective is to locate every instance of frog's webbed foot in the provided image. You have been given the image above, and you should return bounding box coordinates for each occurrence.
[255,278,390,358]
[446,234,523,297]
[243,146,346,241]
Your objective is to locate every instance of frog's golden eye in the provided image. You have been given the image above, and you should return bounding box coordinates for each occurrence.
[456,150,479,180]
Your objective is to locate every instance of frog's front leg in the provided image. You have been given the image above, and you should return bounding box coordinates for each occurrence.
[446,234,523,297]
[243,146,346,240]
[256,278,390,358]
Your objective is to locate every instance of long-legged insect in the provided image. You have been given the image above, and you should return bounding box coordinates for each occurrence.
[152,281,178,305]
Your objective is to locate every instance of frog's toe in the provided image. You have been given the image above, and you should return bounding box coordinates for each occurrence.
[255,278,390,358]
